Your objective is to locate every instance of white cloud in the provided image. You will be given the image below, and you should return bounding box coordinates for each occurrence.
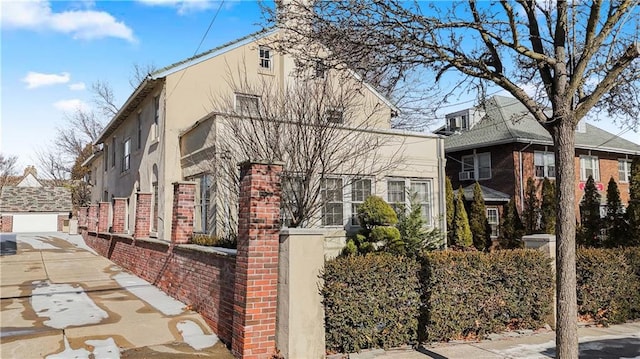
[69,82,86,91]
[136,0,220,15]
[22,71,71,89]
[53,99,90,112]
[1,0,135,42]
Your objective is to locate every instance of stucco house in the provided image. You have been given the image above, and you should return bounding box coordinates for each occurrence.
[441,95,640,238]
[83,28,446,241]
[0,166,72,233]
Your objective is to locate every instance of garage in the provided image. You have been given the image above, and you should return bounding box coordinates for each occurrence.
[12,213,60,233]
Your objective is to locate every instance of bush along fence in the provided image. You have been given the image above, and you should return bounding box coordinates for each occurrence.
[323,246,640,352]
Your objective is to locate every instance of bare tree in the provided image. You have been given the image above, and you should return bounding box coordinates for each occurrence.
[183,64,404,236]
[268,1,640,357]
[0,153,18,192]
[129,62,157,89]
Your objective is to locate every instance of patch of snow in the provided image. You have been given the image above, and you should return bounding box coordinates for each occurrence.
[60,234,98,255]
[31,282,108,328]
[85,338,120,359]
[46,336,90,359]
[177,320,219,350]
[17,234,58,250]
[112,273,185,316]
[493,340,555,359]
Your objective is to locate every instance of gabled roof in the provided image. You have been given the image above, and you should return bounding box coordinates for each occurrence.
[444,95,640,155]
[461,184,511,203]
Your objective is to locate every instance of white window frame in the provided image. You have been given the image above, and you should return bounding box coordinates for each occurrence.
[351,178,372,225]
[580,155,600,181]
[619,159,632,183]
[321,177,344,227]
[121,138,131,172]
[387,178,434,227]
[460,152,491,180]
[190,173,212,233]
[534,151,556,178]
[410,180,433,226]
[259,46,272,70]
[234,93,260,116]
[487,208,499,238]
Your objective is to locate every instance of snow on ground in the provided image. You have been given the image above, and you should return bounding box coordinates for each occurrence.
[46,337,90,359]
[46,336,120,359]
[59,233,98,254]
[17,234,58,250]
[31,282,108,329]
[177,320,219,350]
[112,273,185,316]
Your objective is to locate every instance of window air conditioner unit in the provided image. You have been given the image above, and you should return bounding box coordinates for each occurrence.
[459,171,474,181]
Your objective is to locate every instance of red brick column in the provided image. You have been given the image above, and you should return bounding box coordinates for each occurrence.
[112,198,128,234]
[1,215,13,233]
[134,192,152,239]
[57,214,66,231]
[232,161,282,359]
[88,204,98,232]
[171,182,196,244]
[98,202,110,233]
[78,207,88,228]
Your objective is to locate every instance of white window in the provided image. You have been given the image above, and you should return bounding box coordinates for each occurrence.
[321,178,343,226]
[122,138,131,172]
[619,160,632,183]
[487,208,499,238]
[152,181,159,232]
[580,155,600,181]
[235,94,260,116]
[153,96,160,140]
[351,179,372,225]
[460,152,491,180]
[191,174,212,233]
[387,180,406,213]
[410,181,432,226]
[281,175,303,227]
[534,151,555,178]
[259,46,272,70]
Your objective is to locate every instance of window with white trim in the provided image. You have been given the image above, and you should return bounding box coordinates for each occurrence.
[281,175,303,227]
[388,178,434,226]
[487,208,499,238]
[153,96,160,140]
[580,155,600,181]
[387,180,406,213]
[190,174,212,233]
[321,178,343,226]
[351,179,371,225]
[619,160,632,183]
[121,138,131,172]
[534,151,555,178]
[259,46,272,70]
[410,181,432,226]
[460,152,491,180]
[235,94,260,116]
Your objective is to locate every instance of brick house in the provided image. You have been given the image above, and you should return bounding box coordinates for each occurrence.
[0,166,72,233]
[441,95,640,238]
[83,28,446,241]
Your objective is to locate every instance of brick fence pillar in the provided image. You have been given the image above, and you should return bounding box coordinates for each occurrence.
[57,214,67,232]
[98,202,110,233]
[171,182,196,244]
[78,206,88,228]
[1,215,13,233]
[232,161,283,359]
[112,198,128,234]
[88,204,98,232]
[134,192,152,239]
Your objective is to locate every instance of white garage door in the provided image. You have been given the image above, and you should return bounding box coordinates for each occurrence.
[12,213,59,233]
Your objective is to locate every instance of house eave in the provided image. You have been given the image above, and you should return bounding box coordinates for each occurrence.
[446,137,640,155]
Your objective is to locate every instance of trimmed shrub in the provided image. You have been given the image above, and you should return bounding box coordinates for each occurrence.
[191,233,237,248]
[322,253,421,353]
[451,187,472,248]
[419,250,553,342]
[576,247,640,324]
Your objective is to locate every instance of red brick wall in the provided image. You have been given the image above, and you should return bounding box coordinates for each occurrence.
[82,231,237,345]
[78,207,88,228]
[88,205,98,232]
[171,182,195,244]
[98,202,110,233]
[1,215,13,233]
[134,193,152,239]
[57,214,66,232]
[112,198,127,234]
[232,162,282,359]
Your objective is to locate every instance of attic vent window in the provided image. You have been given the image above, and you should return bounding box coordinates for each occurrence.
[235,93,260,116]
[259,46,272,70]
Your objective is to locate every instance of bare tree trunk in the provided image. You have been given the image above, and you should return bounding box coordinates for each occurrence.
[552,118,578,359]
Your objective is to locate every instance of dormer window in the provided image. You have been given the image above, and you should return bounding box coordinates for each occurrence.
[259,46,272,70]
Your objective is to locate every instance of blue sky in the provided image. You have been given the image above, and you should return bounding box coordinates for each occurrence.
[1,0,638,171]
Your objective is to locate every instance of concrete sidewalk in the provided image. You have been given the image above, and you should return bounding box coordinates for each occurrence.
[0,232,234,359]
[348,322,640,359]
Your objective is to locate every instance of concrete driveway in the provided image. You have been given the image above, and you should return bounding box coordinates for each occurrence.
[0,232,234,359]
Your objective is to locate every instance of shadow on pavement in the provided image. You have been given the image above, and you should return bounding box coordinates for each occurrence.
[541,337,640,359]
[0,234,17,256]
[416,346,449,359]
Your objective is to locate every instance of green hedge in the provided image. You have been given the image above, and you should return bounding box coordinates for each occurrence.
[576,247,640,324]
[322,253,421,353]
[420,250,553,342]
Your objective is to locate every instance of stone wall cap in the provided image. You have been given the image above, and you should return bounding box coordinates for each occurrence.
[280,228,326,236]
[176,243,238,257]
[112,197,129,200]
[522,234,556,242]
[136,192,153,195]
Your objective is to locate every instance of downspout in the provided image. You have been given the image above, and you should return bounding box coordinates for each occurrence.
[437,136,447,250]
[518,141,534,212]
